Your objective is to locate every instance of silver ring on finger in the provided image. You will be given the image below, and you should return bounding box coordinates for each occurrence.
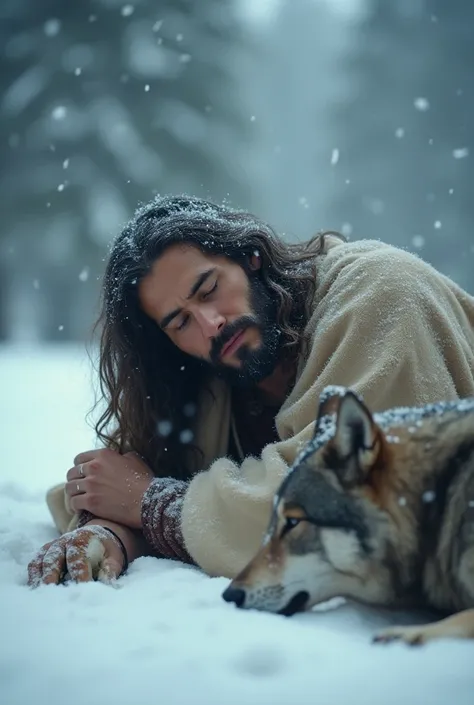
[76,483,80,492]
[78,463,84,477]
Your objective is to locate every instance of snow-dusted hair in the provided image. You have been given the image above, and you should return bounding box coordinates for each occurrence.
[92,194,342,478]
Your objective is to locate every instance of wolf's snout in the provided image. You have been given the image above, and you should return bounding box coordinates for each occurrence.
[222,585,246,608]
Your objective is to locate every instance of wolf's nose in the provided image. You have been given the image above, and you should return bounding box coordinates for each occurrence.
[222,585,246,608]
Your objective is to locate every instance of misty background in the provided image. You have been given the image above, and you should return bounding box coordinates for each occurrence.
[0,0,473,344]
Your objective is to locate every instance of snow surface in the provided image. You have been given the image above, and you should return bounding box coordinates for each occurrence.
[0,344,473,705]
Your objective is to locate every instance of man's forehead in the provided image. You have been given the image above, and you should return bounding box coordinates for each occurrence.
[149,244,216,282]
[138,244,216,317]
[158,242,213,266]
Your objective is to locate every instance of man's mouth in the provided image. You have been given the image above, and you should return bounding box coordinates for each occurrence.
[220,329,245,359]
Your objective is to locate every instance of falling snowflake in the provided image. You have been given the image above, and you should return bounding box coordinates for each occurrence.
[183,403,196,417]
[179,429,194,444]
[453,147,469,159]
[157,420,173,437]
[330,148,340,165]
[79,267,90,282]
[412,235,425,249]
[395,127,405,139]
[414,97,430,111]
[52,106,67,120]
[44,19,61,37]
[121,5,135,17]
[434,220,442,229]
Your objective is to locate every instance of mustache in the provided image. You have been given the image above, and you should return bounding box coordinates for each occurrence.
[210,315,259,363]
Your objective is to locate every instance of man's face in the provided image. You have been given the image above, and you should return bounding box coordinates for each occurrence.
[138,244,281,385]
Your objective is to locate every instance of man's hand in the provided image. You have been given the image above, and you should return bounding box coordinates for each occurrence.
[27,525,127,587]
[65,448,154,528]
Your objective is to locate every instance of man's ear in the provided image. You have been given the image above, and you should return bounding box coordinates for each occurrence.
[330,391,380,486]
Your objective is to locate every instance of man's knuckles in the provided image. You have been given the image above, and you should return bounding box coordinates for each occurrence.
[27,528,111,586]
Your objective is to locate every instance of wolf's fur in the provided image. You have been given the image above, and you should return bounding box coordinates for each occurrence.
[222,386,474,644]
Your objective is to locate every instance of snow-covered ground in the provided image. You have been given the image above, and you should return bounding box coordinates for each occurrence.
[0,345,472,705]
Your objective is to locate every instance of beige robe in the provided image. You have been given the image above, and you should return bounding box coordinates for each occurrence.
[47,237,474,579]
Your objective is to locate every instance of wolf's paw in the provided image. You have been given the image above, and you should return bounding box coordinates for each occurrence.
[373,610,474,645]
[372,624,436,646]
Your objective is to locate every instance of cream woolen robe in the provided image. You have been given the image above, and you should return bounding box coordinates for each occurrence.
[180,237,474,578]
[47,238,474,577]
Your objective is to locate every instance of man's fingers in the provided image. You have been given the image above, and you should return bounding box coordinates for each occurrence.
[41,541,67,585]
[97,557,123,584]
[27,527,123,589]
[68,493,91,513]
[27,544,50,587]
[66,463,90,482]
[66,540,94,582]
[65,478,87,497]
[73,450,99,466]
[65,530,111,583]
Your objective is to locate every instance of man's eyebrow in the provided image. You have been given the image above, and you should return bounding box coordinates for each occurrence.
[187,268,215,300]
[159,268,215,329]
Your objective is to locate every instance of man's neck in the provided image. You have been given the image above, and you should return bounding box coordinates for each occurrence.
[256,357,297,407]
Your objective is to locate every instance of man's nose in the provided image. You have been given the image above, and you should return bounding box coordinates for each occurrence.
[195,306,225,338]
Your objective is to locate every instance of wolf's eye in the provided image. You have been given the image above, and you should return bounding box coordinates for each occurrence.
[281,517,301,537]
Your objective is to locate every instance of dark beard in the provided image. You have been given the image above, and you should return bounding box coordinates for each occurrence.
[206,275,282,388]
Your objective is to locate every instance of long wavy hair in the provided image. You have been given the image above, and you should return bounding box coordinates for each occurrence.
[91,195,344,479]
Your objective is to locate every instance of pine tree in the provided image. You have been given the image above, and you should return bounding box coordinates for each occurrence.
[0,0,251,340]
[326,0,474,291]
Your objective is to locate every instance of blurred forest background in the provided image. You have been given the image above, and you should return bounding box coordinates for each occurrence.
[0,0,472,343]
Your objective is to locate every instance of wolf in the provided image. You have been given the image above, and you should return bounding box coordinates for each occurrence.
[222,386,474,645]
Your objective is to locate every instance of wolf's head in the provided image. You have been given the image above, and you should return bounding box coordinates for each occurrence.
[222,388,402,615]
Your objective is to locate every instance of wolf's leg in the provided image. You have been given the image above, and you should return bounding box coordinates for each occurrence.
[373,609,474,646]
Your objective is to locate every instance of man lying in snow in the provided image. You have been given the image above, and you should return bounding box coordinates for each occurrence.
[27,195,474,585]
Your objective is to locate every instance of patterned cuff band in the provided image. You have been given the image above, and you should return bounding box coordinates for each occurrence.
[141,477,193,564]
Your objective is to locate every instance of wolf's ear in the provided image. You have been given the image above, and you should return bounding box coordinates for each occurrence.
[314,386,349,437]
[331,391,379,486]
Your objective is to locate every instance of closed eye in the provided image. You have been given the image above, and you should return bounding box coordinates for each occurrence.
[176,314,190,331]
[202,280,217,299]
